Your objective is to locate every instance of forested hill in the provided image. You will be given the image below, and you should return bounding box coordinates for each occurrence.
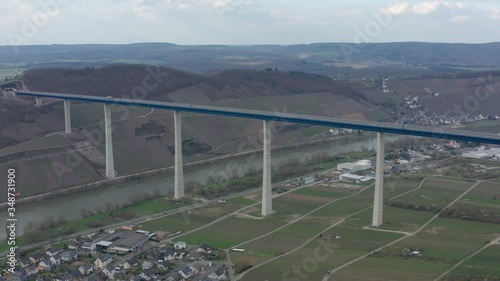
[2,42,500,75]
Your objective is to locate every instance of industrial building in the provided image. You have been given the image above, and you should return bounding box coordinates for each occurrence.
[301,176,315,185]
[337,160,372,172]
[340,173,374,183]
[93,231,151,254]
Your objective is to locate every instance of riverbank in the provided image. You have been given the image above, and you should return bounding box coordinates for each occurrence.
[0,133,374,209]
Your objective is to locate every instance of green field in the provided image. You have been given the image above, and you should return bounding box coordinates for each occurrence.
[229,196,259,206]
[141,202,244,234]
[376,206,434,233]
[232,180,425,271]
[463,181,500,206]
[450,245,500,279]
[271,196,329,216]
[293,186,354,198]
[228,177,500,280]
[175,216,288,249]
[335,217,500,281]
[240,215,403,281]
[390,177,474,209]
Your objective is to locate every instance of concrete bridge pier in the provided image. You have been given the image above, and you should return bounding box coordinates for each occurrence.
[64,100,71,134]
[174,111,185,199]
[35,97,42,106]
[104,104,115,178]
[372,132,385,227]
[261,120,272,216]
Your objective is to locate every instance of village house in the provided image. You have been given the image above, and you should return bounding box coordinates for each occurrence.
[94,253,113,269]
[49,253,61,265]
[24,265,38,277]
[67,240,80,250]
[82,242,96,251]
[174,241,187,250]
[46,247,62,257]
[196,244,212,254]
[188,261,207,273]
[102,265,116,279]
[163,249,176,261]
[139,269,157,280]
[164,272,183,281]
[142,261,153,270]
[60,250,78,262]
[208,266,227,280]
[55,273,80,281]
[29,252,45,264]
[187,251,204,261]
[79,263,94,276]
[178,266,198,279]
[123,258,138,270]
[38,259,53,271]
[17,259,31,268]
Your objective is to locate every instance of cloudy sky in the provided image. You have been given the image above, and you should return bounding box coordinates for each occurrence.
[2,0,499,46]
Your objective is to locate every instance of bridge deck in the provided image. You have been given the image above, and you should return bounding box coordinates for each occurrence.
[16,91,500,145]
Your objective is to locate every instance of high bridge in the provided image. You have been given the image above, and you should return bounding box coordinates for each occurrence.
[15,91,500,227]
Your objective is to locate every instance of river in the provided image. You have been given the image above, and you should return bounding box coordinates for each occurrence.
[0,135,400,240]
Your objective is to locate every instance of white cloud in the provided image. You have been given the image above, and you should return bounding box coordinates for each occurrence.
[387,3,410,15]
[412,1,441,15]
[490,8,500,19]
[451,15,470,22]
[386,0,466,15]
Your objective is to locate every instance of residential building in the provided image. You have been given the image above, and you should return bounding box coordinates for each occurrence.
[79,264,93,276]
[174,241,187,250]
[46,247,62,257]
[94,253,113,269]
[178,266,197,279]
[102,266,115,279]
[208,266,227,280]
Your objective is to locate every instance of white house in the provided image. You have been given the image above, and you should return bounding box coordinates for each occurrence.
[174,241,187,250]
